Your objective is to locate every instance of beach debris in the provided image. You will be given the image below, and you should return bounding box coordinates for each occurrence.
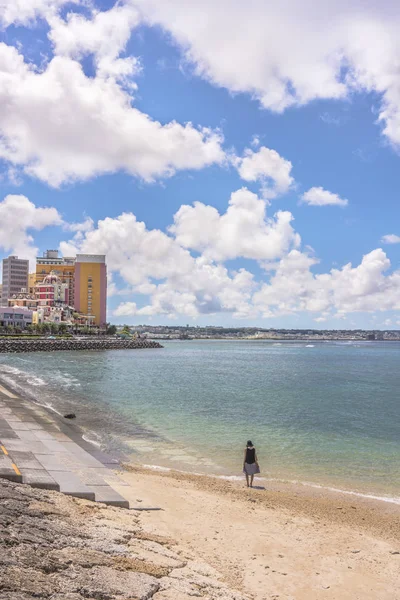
[389,550,400,555]
[351,550,361,554]
[64,413,76,419]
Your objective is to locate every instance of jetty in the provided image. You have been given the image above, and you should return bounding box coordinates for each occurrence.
[0,337,162,353]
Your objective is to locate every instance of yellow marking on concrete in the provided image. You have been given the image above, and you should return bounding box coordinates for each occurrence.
[0,384,19,399]
[0,445,8,455]
[11,463,21,476]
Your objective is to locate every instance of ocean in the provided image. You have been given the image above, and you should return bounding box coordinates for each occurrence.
[0,339,399,502]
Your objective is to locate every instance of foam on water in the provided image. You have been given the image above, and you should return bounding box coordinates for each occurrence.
[82,432,102,448]
[27,376,47,386]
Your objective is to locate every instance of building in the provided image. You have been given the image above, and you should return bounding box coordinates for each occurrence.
[35,272,69,310]
[35,250,76,307]
[74,254,107,327]
[1,256,29,306]
[28,273,36,293]
[0,307,32,328]
[8,290,38,310]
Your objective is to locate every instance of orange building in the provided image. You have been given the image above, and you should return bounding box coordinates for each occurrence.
[74,255,107,327]
[35,250,75,306]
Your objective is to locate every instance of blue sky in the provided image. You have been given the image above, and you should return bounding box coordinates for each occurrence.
[0,0,399,328]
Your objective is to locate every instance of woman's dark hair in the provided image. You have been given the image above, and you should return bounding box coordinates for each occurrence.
[246,440,253,447]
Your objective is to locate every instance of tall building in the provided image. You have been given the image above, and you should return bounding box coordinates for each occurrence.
[36,250,75,307]
[74,255,107,327]
[28,273,36,293]
[1,256,29,306]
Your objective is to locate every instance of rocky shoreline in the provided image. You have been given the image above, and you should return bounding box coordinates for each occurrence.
[0,479,246,600]
[0,338,163,353]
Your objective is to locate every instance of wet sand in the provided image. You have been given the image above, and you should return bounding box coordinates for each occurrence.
[113,465,400,600]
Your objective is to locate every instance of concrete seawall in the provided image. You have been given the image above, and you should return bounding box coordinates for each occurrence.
[0,337,163,353]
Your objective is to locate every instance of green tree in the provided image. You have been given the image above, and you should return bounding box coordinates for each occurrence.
[121,325,131,335]
[107,324,117,335]
[59,323,68,335]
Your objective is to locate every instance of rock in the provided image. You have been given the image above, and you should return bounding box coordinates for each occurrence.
[351,550,361,554]
[63,413,76,419]
[0,480,247,600]
[65,565,160,599]
[0,338,163,354]
[389,550,400,555]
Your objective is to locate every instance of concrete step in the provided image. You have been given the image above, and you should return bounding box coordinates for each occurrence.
[22,469,60,491]
[88,485,130,508]
[49,471,96,501]
[0,387,130,508]
[0,453,22,483]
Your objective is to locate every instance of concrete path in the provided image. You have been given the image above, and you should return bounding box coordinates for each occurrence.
[0,383,130,508]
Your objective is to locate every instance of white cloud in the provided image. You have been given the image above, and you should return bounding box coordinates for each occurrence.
[170,187,300,262]
[114,302,138,317]
[48,4,141,81]
[0,0,78,27]
[59,193,400,321]
[64,217,94,233]
[0,43,225,187]
[61,208,257,319]
[131,0,400,147]
[301,187,348,207]
[381,234,400,244]
[235,146,294,199]
[0,194,62,266]
[254,248,400,317]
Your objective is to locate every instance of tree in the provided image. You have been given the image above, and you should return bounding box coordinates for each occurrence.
[107,324,117,335]
[121,325,131,335]
[59,323,68,335]
[50,323,59,335]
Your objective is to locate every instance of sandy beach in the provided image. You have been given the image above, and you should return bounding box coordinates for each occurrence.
[113,465,400,600]
[0,372,399,599]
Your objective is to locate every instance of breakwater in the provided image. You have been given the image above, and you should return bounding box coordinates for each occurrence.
[0,337,162,353]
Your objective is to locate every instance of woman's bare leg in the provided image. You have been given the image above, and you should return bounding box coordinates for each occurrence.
[250,474,254,487]
[245,473,249,487]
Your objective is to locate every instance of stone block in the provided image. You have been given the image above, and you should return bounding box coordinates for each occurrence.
[0,454,22,483]
[22,469,60,491]
[9,451,44,470]
[87,485,129,508]
[48,471,96,500]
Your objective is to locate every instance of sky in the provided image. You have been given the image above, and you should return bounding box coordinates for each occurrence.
[0,0,399,329]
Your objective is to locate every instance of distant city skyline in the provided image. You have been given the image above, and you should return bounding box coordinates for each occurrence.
[0,2,399,329]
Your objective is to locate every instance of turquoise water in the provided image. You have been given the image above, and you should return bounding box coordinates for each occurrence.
[0,340,399,500]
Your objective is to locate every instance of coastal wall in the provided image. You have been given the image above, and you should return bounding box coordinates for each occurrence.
[0,337,162,353]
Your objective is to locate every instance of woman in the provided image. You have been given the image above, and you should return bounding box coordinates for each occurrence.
[243,440,260,488]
